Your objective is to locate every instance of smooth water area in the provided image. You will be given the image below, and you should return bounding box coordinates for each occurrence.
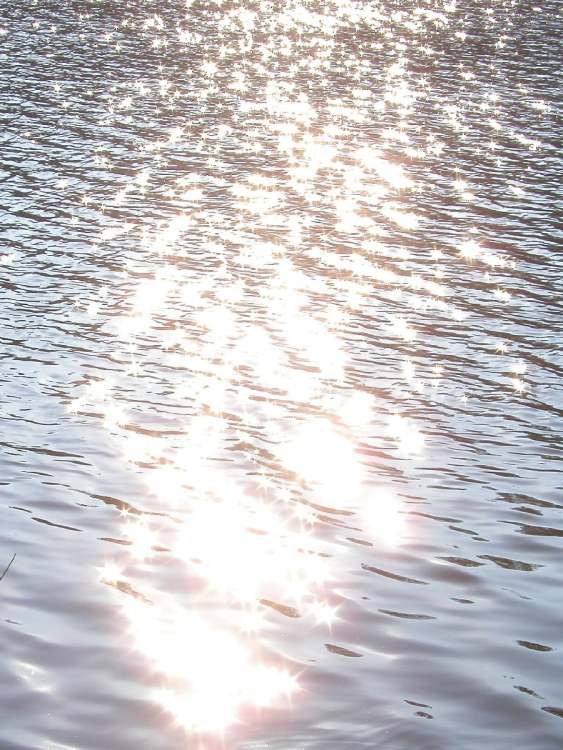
[0,1,562,748]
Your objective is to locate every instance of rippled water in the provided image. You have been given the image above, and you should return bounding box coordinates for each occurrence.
[1,0,562,748]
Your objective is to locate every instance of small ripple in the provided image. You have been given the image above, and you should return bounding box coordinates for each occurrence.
[478,554,542,571]
[542,706,563,719]
[325,643,362,658]
[260,599,301,619]
[378,609,436,621]
[437,556,485,567]
[514,685,543,699]
[517,640,553,652]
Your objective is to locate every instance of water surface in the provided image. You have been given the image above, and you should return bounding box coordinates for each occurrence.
[1,1,562,748]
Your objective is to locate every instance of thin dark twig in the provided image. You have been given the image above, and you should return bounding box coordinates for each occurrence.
[0,553,16,582]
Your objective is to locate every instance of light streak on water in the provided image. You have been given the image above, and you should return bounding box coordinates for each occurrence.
[25,0,551,739]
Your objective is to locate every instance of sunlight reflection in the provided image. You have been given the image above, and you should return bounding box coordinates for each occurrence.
[59,0,537,737]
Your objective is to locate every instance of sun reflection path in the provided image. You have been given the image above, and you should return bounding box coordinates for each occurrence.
[52,0,547,738]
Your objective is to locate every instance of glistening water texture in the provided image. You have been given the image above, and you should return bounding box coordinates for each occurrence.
[0,0,562,748]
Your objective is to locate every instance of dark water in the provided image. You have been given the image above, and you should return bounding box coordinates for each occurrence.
[1,0,562,748]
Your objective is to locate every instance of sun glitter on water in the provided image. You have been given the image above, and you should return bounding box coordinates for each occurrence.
[57,0,538,738]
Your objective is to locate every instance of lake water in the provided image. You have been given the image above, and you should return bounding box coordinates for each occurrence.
[1,0,562,748]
